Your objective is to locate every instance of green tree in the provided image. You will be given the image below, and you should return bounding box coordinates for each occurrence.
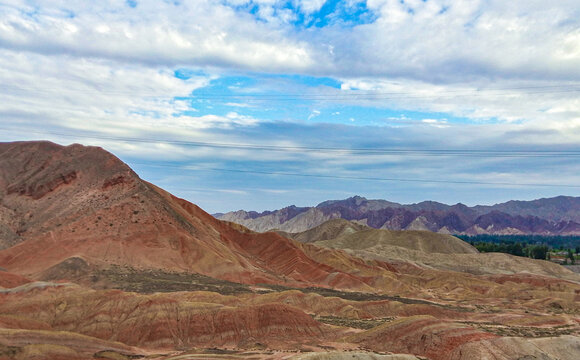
[529,245,548,260]
[510,242,524,257]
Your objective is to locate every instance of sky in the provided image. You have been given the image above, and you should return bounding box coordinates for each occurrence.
[0,0,579,213]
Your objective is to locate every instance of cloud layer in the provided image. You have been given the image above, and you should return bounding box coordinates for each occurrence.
[1,0,579,212]
[2,1,579,80]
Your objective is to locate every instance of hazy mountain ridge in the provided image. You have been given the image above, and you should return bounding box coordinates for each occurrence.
[472,195,580,222]
[218,195,580,235]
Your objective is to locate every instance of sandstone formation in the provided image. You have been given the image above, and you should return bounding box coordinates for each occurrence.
[0,141,579,360]
[286,219,580,281]
[0,142,374,290]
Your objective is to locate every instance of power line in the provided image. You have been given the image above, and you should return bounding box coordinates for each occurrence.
[2,127,577,188]
[2,83,580,101]
[2,127,579,158]
[131,162,580,188]
[192,88,580,101]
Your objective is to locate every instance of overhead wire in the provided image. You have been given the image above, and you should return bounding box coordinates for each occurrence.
[2,82,579,189]
[131,162,580,189]
[2,83,580,101]
[2,128,579,188]
[2,127,579,158]
[192,88,580,101]
[3,75,579,192]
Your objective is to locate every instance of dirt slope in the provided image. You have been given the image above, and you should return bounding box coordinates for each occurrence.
[348,315,580,360]
[285,219,580,281]
[0,283,325,350]
[2,280,579,358]
[0,270,30,289]
[284,219,478,254]
[280,219,371,244]
[0,142,374,290]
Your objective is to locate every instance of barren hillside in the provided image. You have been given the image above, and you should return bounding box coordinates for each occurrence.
[0,141,579,360]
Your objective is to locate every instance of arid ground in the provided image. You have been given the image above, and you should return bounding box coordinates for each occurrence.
[1,141,579,360]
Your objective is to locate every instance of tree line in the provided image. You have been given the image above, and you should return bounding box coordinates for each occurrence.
[455,234,580,261]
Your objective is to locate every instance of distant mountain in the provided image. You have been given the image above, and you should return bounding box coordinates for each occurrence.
[217,195,580,235]
[472,196,580,222]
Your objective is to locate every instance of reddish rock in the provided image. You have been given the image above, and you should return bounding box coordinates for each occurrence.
[0,271,30,288]
[347,316,497,360]
[0,142,373,289]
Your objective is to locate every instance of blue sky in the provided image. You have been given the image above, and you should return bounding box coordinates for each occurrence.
[0,0,579,213]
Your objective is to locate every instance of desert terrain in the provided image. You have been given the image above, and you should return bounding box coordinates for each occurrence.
[1,141,579,359]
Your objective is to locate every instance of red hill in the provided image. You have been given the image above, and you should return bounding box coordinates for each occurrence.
[0,141,371,289]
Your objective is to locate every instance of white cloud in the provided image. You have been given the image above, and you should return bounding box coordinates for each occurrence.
[336,0,580,82]
[2,1,579,84]
[1,0,579,212]
[259,189,289,194]
[421,119,449,128]
[307,109,321,120]
[1,1,578,145]
[334,77,580,144]
[0,49,265,143]
[224,102,255,108]
[216,189,249,195]
[0,0,314,71]
[297,0,327,15]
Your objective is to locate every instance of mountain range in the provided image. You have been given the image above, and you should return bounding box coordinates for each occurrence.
[217,195,580,235]
[1,141,579,360]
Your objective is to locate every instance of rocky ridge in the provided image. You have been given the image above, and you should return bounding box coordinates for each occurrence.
[217,195,580,235]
